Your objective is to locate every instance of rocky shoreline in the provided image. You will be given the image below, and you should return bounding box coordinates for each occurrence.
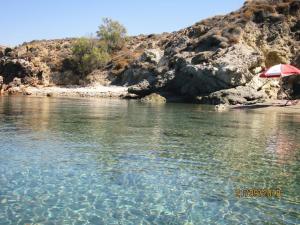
[0,77,299,112]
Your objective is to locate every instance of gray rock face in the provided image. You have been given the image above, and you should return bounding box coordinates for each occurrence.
[127,70,176,96]
[117,67,156,86]
[155,70,176,89]
[171,44,263,96]
[191,51,214,64]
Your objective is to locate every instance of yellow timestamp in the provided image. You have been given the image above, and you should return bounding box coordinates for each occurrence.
[235,188,282,198]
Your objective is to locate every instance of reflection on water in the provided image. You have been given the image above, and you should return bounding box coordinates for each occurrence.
[0,96,299,224]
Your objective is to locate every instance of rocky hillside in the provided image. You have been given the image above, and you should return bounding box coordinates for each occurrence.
[1,0,300,104]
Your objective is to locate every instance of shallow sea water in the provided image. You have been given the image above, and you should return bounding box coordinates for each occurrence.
[0,96,299,225]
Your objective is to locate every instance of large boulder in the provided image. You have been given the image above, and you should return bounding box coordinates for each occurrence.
[198,86,267,105]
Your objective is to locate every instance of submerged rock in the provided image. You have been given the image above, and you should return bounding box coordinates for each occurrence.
[141,93,166,103]
[215,104,229,112]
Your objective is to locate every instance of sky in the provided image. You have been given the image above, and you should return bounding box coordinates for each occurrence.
[1,0,245,46]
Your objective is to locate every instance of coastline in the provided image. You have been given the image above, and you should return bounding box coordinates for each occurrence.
[1,85,299,114]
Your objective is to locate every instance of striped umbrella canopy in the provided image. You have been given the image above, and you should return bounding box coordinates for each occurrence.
[259,64,300,78]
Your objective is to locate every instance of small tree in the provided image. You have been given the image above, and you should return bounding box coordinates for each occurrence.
[97,18,127,52]
[70,37,110,76]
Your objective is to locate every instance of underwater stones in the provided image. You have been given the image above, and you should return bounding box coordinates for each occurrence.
[88,215,104,224]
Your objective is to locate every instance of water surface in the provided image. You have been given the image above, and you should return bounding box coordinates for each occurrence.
[0,96,299,224]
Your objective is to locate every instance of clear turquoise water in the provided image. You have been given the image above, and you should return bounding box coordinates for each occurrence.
[0,96,299,225]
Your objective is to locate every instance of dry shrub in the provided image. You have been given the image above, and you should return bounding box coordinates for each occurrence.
[213,30,222,36]
[241,2,277,21]
[111,49,142,73]
[195,33,229,51]
[222,26,242,44]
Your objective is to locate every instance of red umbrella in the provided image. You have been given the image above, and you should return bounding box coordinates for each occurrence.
[259,64,300,106]
[259,64,300,78]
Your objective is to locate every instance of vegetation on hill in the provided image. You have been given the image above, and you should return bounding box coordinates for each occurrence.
[97,18,127,52]
[62,18,127,78]
[62,38,110,77]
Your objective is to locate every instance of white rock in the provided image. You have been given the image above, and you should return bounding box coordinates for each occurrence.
[140,49,163,64]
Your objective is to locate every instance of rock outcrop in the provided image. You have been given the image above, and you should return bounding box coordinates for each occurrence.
[0,0,299,103]
[126,0,300,104]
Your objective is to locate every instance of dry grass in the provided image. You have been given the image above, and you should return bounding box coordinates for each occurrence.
[241,0,299,21]
[110,48,143,73]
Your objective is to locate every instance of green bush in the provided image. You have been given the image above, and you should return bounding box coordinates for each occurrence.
[66,37,110,76]
[63,18,127,78]
[97,18,127,52]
